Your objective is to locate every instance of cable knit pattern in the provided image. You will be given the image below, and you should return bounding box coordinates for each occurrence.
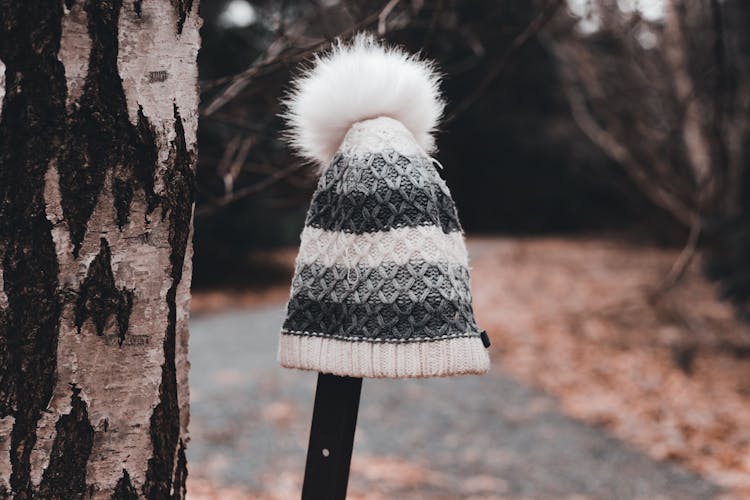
[296,226,469,267]
[305,150,461,234]
[339,117,429,159]
[279,116,489,378]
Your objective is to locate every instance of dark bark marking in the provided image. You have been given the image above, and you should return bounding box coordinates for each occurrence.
[164,106,196,280]
[57,0,126,255]
[171,439,187,500]
[173,0,193,35]
[112,469,138,500]
[104,333,149,346]
[143,105,194,500]
[133,0,143,18]
[113,178,135,229]
[75,238,134,343]
[65,0,77,9]
[37,385,94,500]
[133,107,160,214]
[0,284,7,412]
[0,0,66,496]
[114,106,160,227]
[148,70,169,83]
[57,0,160,255]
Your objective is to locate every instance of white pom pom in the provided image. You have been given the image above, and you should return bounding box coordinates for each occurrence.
[282,33,445,174]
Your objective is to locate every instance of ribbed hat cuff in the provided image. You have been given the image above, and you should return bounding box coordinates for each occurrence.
[278,332,490,378]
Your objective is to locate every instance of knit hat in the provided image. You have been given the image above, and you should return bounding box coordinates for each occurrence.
[278,34,490,378]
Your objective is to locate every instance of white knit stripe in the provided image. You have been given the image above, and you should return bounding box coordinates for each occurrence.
[339,117,427,160]
[296,225,469,268]
[278,333,490,378]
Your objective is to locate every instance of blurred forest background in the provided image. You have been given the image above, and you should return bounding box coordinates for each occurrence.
[188,1,750,496]
[194,0,749,317]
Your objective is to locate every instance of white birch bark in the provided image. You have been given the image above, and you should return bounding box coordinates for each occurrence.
[0,0,200,498]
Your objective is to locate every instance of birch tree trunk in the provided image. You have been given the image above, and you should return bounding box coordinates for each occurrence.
[0,0,200,498]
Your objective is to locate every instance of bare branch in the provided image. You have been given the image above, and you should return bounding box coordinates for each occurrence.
[196,163,307,218]
[222,136,256,196]
[663,0,715,199]
[200,1,400,117]
[657,214,702,295]
[378,0,401,35]
[552,41,697,226]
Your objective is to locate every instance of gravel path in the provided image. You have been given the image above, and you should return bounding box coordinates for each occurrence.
[187,306,721,499]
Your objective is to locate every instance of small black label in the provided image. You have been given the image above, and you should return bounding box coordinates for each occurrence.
[480,330,491,348]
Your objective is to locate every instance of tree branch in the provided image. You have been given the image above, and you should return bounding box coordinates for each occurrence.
[553,41,697,227]
[196,162,307,218]
[200,1,400,117]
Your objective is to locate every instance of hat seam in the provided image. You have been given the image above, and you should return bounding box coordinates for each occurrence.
[281,328,482,343]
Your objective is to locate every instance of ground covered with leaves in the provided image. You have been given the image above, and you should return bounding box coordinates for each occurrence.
[468,237,750,495]
[188,236,750,498]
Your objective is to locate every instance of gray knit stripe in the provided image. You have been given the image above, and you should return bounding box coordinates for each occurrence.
[282,295,480,342]
[319,151,450,195]
[290,261,474,305]
[305,151,463,234]
[283,259,480,342]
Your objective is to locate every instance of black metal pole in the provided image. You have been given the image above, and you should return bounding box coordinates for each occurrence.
[301,373,363,500]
